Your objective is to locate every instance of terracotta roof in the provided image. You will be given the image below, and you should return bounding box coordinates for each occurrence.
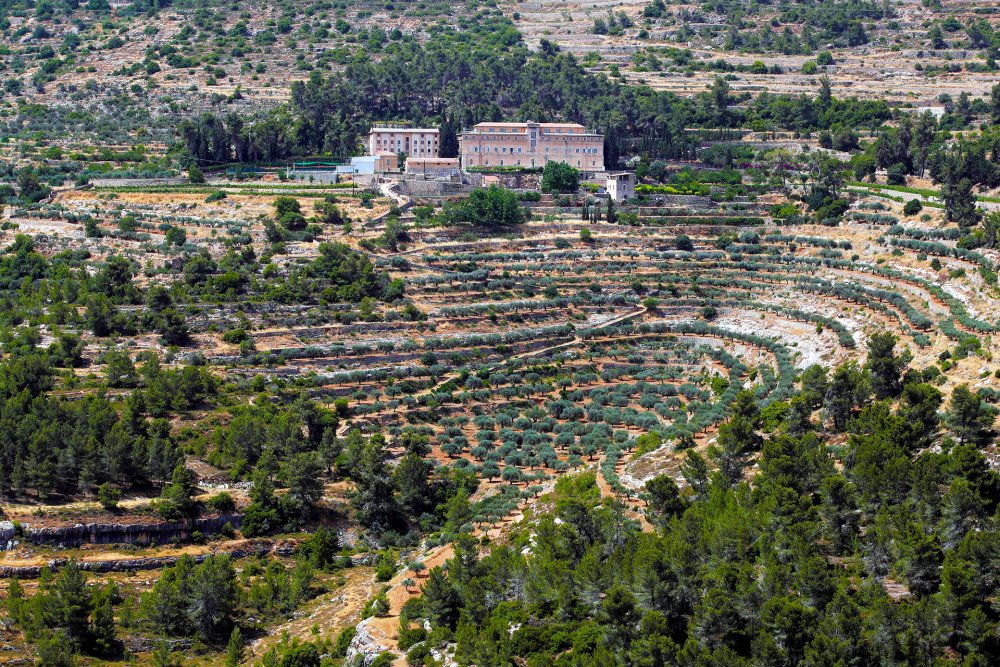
[472,122,587,129]
[369,127,440,133]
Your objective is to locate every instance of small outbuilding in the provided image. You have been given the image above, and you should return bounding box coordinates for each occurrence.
[606,172,635,202]
[350,152,399,174]
[405,157,460,178]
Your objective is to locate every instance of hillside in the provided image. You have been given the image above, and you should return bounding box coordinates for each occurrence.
[1,1,1000,667]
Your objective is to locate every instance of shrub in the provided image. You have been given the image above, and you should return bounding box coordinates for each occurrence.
[188,164,205,184]
[97,483,120,510]
[541,161,580,193]
[205,492,236,513]
[222,328,249,344]
[903,199,923,215]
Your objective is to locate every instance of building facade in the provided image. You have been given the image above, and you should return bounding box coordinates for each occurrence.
[368,127,440,157]
[606,172,635,202]
[405,157,460,178]
[458,122,604,173]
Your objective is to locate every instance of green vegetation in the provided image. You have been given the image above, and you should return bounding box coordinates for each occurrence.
[4,3,1000,666]
[444,186,528,228]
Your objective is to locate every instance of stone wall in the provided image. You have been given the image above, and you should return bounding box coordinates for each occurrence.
[1,513,244,551]
[89,177,187,187]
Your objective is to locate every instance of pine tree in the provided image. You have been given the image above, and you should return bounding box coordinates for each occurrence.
[644,474,687,528]
[444,487,472,533]
[422,567,461,629]
[226,626,243,667]
[393,451,431,518]
[680,450,710,500]
[53,560,92,650]
[865,332,909,399]
[946,384,991,446]
[89,584,119,658]
[352,435,400,531]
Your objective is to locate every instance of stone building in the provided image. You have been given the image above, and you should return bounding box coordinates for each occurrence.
[367,127,440,157]
[458,122,604,173]
[606,172,635,202]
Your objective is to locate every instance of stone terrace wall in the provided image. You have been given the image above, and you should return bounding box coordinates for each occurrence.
[1,514,243,551]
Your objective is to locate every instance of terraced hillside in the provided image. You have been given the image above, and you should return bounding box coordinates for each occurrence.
[506,0,1000,104]
[1,156,999,663]
[2,1,1000,666]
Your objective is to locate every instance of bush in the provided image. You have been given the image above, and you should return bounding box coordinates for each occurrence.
[903,198,923,215]
[205,492,236,513]
[97,483,120,510]
[222,328,249,344]
[541,161,580,193]
[886,163,907,185]
[445,186,526,227]
[205,190,227,203]
[280,211,307,231]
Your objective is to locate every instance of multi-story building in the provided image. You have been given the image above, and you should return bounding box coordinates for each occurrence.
[606,172,635,202]
[458,122,604,173]
[367,127,440,157]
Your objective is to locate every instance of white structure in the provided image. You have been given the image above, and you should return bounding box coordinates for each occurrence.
[345,153,399,175]
[909,106,947,119]
[368,127,440,157]
[606,172,635,202]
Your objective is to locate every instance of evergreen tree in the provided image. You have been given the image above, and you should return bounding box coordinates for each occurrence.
[352,435,400,531]
[393,451,431,518]
[226,626,243,667]
[943,175,981,229]
[865,332,909,400]
[422,567,461,629]
[644,474,687,528]
[946,384,992,446]
[825,362,867,430]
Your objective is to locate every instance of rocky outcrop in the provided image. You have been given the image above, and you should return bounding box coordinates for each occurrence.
[344,617,394,666]
[0,521,15,549]
[4,513,243,550]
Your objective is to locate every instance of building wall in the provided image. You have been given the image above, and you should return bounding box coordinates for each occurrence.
[607,174,635,202]
[368,129,440,157]
[458,122,604,172]
[375,153,400,172]
[405,158,460,177]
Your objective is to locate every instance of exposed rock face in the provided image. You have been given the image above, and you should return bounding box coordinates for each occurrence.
[2,514,243,550]
[0,521,14,550]
[344,617,392,666]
